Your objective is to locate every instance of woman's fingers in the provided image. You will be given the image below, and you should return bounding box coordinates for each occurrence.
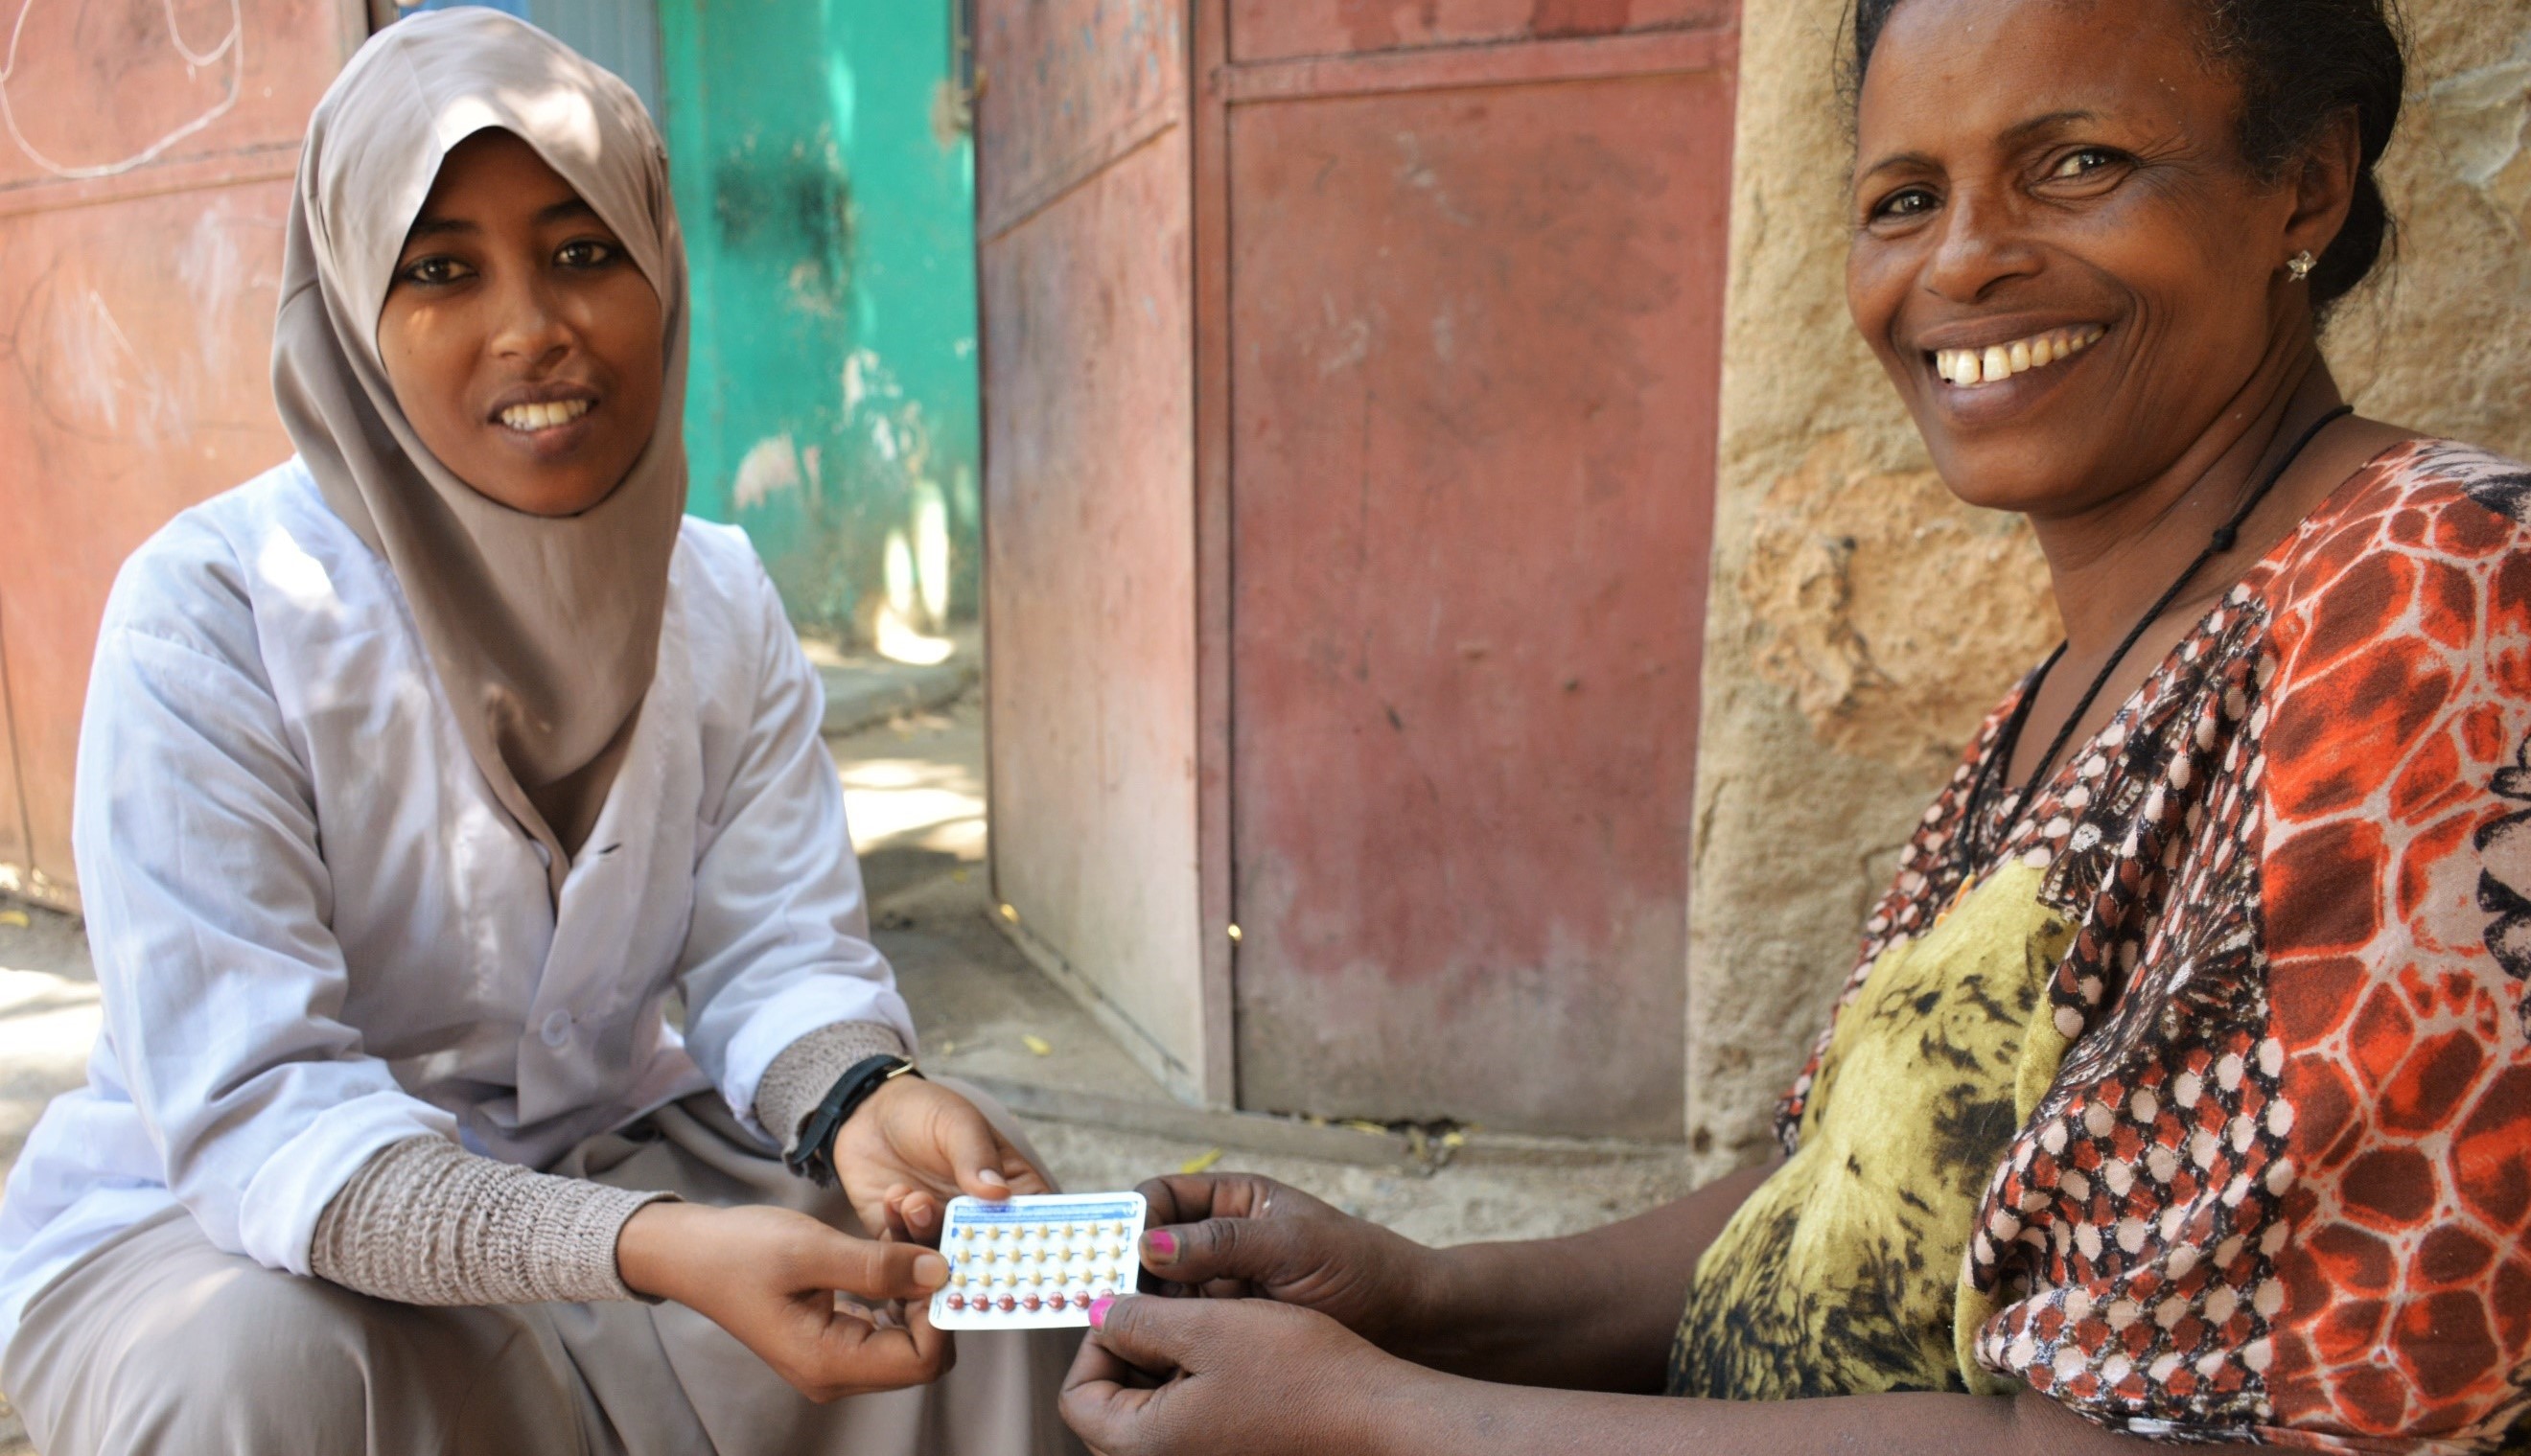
[1062,1298,1394,1455]
[656,1209,967,1402]
[798,1296,955,1398]
[889,1185,936,1241]
[796,1225,951,1303]
[997,1138,1054,1196]
[1084,1291,1208,1375]
[1065,1320,1151,1387]
[1132,1172,1255,1228]
[1140,1211,1293,1288]
[926,1096,1017,1200]
[927,1090,1049,1199]
[1057,1334,1169,1453]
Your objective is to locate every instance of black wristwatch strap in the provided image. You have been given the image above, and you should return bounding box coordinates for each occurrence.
[784,1053,921,1187]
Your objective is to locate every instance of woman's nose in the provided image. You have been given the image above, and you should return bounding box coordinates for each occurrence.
[1921,189,2042,304]
[487,273,573,363]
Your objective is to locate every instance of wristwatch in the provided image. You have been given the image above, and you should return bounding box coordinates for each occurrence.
[784,1053,922,1187]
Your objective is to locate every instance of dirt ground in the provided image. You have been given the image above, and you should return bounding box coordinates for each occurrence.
[0,694,1700,1447]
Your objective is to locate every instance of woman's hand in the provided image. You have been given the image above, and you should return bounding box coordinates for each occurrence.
[615,1200,954,1400]
[1134,1174,1446,1350]
[830,1076,1051,1242]
[1139,1165,1779,1392]
[1060,1293,1428,1456]
[1062,1292,2201,1456]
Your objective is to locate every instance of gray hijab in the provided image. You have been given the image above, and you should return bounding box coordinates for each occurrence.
[272,7,688,896]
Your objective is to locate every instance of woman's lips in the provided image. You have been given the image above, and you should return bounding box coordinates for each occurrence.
[490,396,599,460]
[1927,325,2106,387]
[496,397,594,432]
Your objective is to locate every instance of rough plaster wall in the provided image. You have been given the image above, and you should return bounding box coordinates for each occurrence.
[2327,3,2531,463]
[1686,0,2531,1181]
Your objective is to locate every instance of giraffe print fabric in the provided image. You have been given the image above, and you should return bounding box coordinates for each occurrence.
[1738,441,2531,1450]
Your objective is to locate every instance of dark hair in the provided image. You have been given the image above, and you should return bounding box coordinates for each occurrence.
[1846,0,2406,309]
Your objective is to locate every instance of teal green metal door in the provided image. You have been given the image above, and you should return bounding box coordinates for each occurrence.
[657,0,980,644]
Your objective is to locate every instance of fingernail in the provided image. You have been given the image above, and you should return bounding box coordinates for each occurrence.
[1143,1230,1177,1263]
[914,1253,949,1289]
[977,1167,1010,1190]
[1088,1295,1115,1329]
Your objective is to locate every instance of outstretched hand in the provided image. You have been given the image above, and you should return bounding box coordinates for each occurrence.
[831,1076,1051,1243]
[1060,1293,1425,1456]
[1134,1173,1444,1349]
[616,1201,954,1400]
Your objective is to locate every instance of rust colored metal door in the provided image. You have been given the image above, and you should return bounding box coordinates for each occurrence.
[0,0,360,907]
[976,0,1219,1101]
[1208,9,1733,1138]
[977,0,1732,1134]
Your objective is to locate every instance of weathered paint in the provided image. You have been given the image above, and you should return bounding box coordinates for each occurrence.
[977,0,1210,1101]
[1,595,29,883]
[1224,58,1731,1140]
[978,1,1733,1134]
[1229,0,1729,61]
[975,0,1181,237]
[658,0,980,639]
[0,0,359,906]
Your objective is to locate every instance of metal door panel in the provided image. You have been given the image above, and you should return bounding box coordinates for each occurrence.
[1226,70,1729,1137]
[0,182,304,899]
[978,83,1206,1094]
[1228,0,1726,63]
[975,0,1184,239]
[0,0,349,903]
[0,616,28,883]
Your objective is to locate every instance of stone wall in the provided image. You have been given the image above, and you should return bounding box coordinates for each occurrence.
[1685,0,2531,1179]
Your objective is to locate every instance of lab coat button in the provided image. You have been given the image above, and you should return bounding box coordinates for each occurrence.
[540,1010,571,1047]
[530,842,552,867]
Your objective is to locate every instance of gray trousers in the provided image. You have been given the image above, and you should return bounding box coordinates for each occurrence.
[4,1083,1086,1455]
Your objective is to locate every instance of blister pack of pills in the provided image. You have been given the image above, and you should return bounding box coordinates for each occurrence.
[928,1192,1149,1329]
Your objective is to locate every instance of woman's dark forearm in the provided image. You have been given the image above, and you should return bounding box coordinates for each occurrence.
[1360,1376,2261,1456]
[1388,1159,1775,1391]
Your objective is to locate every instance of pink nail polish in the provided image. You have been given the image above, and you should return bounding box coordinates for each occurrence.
[1088,1295,1115,1328]
[1144,1230,1176,1262]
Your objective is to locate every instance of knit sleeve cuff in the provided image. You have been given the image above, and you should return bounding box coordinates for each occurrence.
[310,1136,673,1306]
[754,1020,913,1159]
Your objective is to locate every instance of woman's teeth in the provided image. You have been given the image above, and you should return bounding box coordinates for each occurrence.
[499,398,592,431]
[1933,326,2104,387]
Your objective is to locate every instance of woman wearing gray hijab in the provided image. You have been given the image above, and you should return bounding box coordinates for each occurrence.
[0,11,1080,1451]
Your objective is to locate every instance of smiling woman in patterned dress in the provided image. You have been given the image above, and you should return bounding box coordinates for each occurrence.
[1047,0,2531,1452]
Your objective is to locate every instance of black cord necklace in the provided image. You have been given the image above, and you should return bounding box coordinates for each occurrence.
[1958,404,2356,871]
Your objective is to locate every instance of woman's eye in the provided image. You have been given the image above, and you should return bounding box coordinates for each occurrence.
[399,256,471,286]
[1871,187,1938,222]
[557,240,616,268]
[2049,148,2122,179]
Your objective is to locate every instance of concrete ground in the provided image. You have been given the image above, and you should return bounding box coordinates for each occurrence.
[0,687,1697,1448]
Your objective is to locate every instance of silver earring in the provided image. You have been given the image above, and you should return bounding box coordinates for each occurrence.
[2286,250,2316,282]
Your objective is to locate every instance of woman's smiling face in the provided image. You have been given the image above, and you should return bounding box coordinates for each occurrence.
[1846,0,2316,520]
[377,128,664,517]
